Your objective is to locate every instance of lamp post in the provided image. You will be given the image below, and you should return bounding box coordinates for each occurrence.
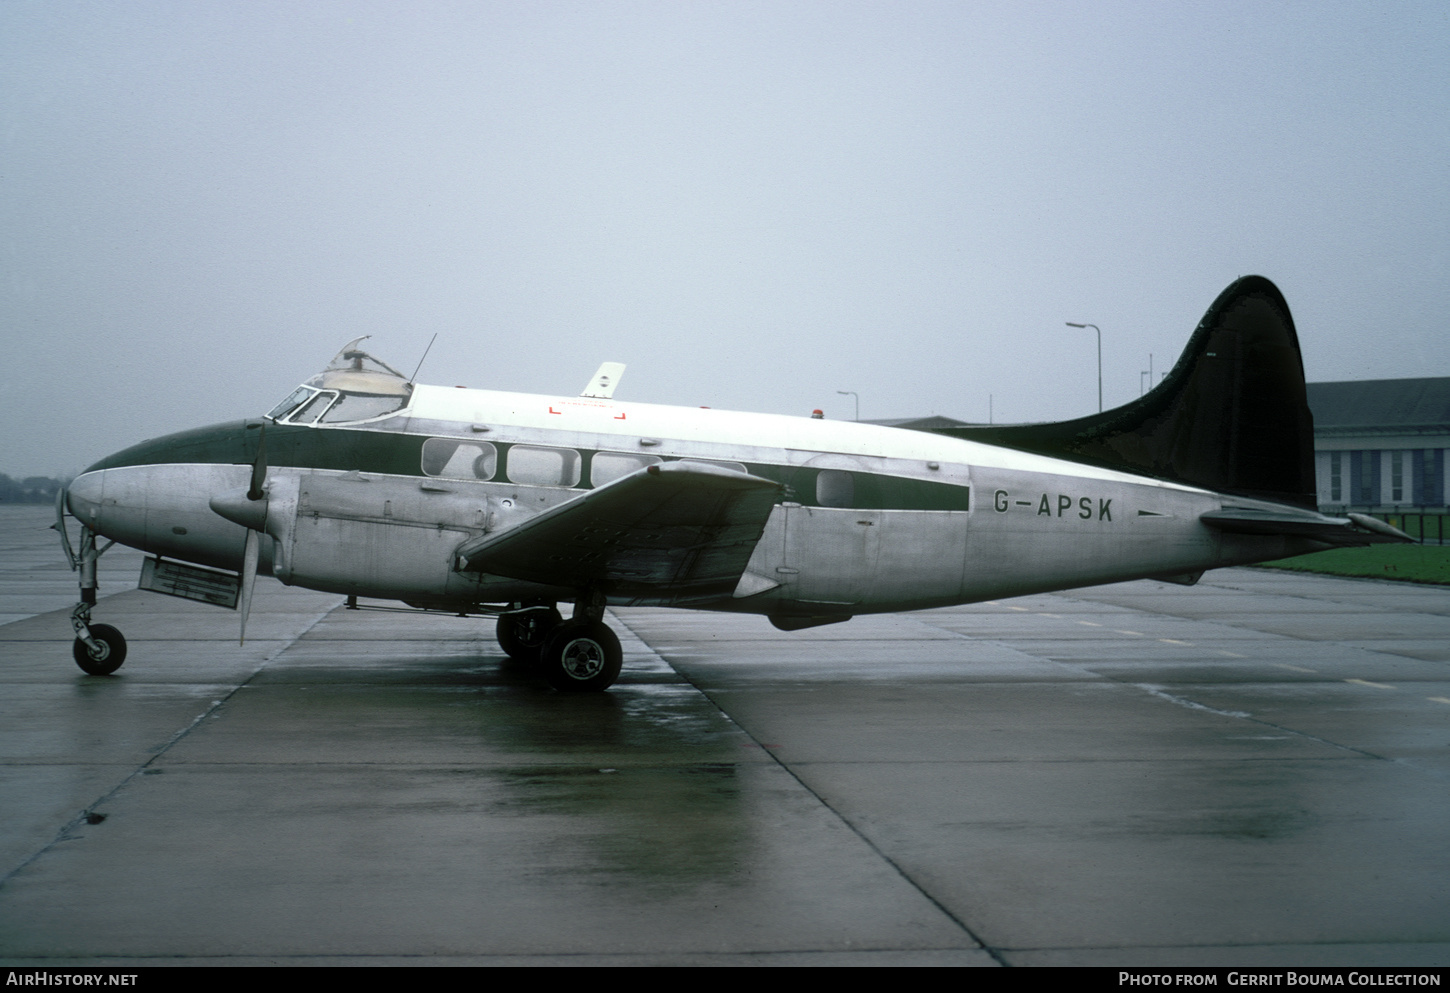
[1065,322,1101,413]
[836,390,859,421]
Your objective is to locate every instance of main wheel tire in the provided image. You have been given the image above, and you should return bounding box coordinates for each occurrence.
[73,623,127,676]
[538,620,622,692]
[496,606,562,664]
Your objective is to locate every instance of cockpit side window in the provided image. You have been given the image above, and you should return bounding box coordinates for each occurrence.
[319,391,411,423]
[290,391,338,424]
[266,386,316,422]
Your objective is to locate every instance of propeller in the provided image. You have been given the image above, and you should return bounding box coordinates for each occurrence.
[247,421,268,501]
[239,530,259,645]
[238,422,267,645]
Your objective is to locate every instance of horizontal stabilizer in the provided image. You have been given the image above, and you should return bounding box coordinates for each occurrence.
[456,462,781,605]
[1200,507,1413,547]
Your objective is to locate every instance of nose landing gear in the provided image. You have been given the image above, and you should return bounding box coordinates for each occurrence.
[71,620,127,676]
[58,491,127,676]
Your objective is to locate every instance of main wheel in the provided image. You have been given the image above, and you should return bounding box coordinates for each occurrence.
[538,620,623,692]
[73,623,127,676]
[496,605,561,664]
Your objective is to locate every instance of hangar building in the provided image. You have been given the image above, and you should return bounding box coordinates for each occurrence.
[1308,378,1449,514]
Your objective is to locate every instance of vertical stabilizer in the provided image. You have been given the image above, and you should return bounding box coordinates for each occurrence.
[936,277,1317,509]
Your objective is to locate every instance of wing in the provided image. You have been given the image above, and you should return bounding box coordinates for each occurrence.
[455,462,782,605]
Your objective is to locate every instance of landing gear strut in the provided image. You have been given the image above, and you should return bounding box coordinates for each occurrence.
[535,590,623,692]
[64,517,126,676]
[495,603,562,664]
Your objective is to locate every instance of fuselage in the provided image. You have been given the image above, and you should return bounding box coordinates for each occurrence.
[65,381,1313,616]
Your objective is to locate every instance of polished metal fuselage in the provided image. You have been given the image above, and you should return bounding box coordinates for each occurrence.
[66,383,1311,615]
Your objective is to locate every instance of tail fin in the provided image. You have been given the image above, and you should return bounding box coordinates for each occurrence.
[936,276,1317,509]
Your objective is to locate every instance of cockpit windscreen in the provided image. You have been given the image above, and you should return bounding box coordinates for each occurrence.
[266,337,414,424]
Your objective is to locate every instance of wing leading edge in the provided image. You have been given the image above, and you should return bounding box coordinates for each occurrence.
[455,462,782,605]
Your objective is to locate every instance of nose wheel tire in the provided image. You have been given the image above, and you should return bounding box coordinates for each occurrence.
[539,620,623,692]
[73,623,127,676]
[496,606,562,664]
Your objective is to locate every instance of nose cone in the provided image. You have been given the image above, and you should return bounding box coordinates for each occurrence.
[67,471,104,525]
[65,467,148,548]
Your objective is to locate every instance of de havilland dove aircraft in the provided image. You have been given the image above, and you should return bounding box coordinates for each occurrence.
[57,276,1409,691]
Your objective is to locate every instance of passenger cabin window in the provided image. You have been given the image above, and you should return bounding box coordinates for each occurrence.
[421,439,497,480]
[507,445,582,487]
[816,469,855,508]
[591,451,662,487]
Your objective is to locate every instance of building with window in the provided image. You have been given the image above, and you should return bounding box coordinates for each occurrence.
[1309,378,1449,514]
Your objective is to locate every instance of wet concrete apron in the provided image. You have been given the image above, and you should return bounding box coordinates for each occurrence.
[1,507,1448,965]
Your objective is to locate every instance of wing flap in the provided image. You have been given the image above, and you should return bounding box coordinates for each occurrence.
[456,462,782,604]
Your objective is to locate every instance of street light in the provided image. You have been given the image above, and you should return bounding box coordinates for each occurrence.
[1065,322,1102,413]
[836,390,859,421]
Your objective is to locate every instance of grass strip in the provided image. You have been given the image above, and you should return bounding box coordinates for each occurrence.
[1259,544,1450,585]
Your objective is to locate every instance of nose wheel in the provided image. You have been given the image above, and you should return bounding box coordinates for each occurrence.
[72,622,127,676]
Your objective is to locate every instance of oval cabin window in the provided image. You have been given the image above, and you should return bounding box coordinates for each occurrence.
[421,439,498,480]
[591,451,662,487]
[816,469,855,508]
[506,445,582,487]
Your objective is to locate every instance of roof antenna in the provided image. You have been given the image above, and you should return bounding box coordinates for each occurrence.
[409,333,438,386]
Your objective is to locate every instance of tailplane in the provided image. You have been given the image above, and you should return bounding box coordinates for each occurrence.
[936,276,1317,509]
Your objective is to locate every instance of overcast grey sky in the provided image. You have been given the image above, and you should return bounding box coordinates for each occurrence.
[4,1,1447,476]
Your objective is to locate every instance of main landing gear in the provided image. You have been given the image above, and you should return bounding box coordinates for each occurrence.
[495,593,623,692]
[495,603,562,665]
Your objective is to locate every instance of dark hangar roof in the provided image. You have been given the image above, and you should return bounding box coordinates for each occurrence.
[866,415,974,431]
[1306,378,1450,435]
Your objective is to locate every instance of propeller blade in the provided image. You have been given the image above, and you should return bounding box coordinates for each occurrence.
[247,422,268,501]
[238,529,259,646]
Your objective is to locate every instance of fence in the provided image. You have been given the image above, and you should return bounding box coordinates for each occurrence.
[1374,513,1448,545]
